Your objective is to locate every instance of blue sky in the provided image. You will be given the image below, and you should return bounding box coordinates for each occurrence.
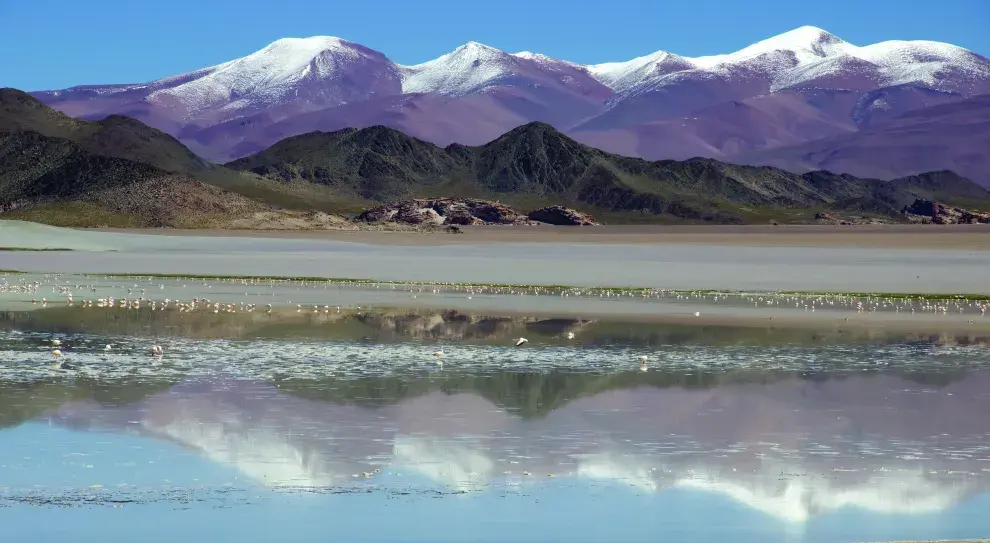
[1,0,988,90]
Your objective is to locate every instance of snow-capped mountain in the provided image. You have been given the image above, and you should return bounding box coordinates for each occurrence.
[400,41,609,98]
[588,26,989,97]
[41,36,405,131]
[30,26,990,183]
[146,36,403,124]
[574,26,990,134]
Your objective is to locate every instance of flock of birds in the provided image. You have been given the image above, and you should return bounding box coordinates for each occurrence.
[2,273,987,372]
[1,274,986,320]
[430,334,661,371]
[47,338,163,370]
[3,274,989,317]
[41,325,647,374]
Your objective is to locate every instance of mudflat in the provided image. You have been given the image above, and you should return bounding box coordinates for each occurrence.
[93,224,990,249]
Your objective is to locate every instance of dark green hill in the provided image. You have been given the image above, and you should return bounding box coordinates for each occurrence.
[0,90,357,226]
[227,121,990,222]
[0,131,271,227]
[0,88,208,175]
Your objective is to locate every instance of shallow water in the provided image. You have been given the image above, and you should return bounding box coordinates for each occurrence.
[3,223,990,293]
[2,302,990,542]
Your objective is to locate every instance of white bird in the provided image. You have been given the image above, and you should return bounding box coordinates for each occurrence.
[566,332,575,340]
[51,339,61,347]
[151,345,163,357]
[104,344,112,352]
[51,349,63,358]
[51,357,72,370]
[694,311,701,317]
[514,338,528,346]
[433,349,444,358]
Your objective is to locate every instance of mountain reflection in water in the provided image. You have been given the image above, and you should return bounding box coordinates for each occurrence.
[1,309,989,543]
[3,371,987,520]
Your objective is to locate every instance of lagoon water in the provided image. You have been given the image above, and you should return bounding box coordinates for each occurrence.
[2,301,990,542]
[3,221,990,293]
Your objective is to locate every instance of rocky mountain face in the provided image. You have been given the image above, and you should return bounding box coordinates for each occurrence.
[226,121,990,222]
[26,27,990,185]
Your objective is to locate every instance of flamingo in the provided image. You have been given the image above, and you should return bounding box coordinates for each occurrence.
[50,349,72,369]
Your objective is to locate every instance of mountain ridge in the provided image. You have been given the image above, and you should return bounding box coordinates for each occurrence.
[224,120,990,222]
[27,27,990,186]
[3,91,988,227]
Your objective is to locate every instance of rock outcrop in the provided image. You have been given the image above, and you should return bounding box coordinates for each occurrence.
[355,198,530,226]
[527,206,599,226]
[355,199,604,226]
[903,199,990,224]
[813,212,890,225]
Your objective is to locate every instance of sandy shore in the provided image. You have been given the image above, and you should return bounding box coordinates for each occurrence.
[93,224,990,249]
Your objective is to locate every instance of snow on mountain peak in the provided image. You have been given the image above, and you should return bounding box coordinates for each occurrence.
[585,26,989,95]
[587,50,692,93]
[400,41,520,95]
[458,41,500,52]
[37,25,988,134]
[512,51,579,67]
[147,35,396,118]
[691,25,848,69]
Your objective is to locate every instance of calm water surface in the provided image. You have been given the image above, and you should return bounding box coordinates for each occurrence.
[1,307,989,543]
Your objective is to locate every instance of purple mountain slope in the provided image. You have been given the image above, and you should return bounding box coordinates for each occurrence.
[734,94,990,186]
[190,93,540,161]
[29,26,990,184]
